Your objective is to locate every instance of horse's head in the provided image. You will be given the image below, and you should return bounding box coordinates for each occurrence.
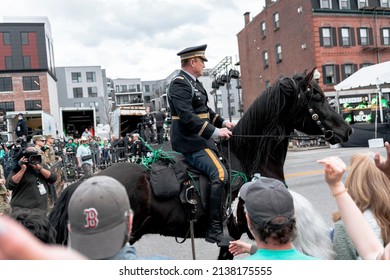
[293,68,353,144]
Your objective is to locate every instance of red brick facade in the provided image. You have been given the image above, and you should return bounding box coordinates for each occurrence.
[237,0,390,110]
[0,72,51,113]
[0,22,55,114]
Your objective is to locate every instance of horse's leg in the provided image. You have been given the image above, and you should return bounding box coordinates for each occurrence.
[216,199,249,260]
[218,246,234,260]
[127,174,154,244]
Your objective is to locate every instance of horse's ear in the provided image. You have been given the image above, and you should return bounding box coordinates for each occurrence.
[301,67,316,88]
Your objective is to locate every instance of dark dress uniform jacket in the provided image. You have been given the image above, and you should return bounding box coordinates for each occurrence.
[168,70,225,154]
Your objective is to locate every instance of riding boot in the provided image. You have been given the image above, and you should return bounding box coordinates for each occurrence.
[205,181,224,244]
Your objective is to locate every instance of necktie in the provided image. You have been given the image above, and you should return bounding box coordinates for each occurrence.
[195,79,203,90]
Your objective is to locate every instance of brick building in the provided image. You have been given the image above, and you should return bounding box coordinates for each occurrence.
[237,0,390,111]
[0,17,59,139]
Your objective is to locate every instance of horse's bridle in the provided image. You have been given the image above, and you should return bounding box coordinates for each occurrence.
[298,86,334,141]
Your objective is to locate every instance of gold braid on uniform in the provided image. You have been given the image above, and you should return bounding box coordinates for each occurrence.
[198,121,209,136]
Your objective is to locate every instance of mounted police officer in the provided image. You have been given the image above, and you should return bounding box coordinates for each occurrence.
[167,44,235,244]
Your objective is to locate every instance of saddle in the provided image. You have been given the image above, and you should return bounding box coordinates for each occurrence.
[148,153,245,214]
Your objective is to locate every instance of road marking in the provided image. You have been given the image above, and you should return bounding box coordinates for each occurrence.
[285,166,350,178]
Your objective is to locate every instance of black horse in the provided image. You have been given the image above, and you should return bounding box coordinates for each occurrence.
[49,69,352,259]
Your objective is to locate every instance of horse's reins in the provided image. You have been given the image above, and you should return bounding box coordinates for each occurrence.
[223,79,335,216]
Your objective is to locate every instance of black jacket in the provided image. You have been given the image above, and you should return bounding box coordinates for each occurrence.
[167,70,225,153]
[143,113,154,127]
[15,119,28,137]
[6,166,57,211]
[155,112,166,128]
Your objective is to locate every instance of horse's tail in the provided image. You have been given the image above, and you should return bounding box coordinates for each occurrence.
[48,181,82,245]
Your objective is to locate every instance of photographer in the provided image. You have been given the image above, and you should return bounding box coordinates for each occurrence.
[6,146,57,212]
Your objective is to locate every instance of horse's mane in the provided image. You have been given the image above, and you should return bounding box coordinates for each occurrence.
[230,76,300,175]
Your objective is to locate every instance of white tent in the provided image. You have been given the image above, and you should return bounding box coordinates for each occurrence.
[334,60,390,141]
[334,60,390,91]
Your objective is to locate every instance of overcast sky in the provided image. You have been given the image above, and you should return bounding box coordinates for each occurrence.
[3,0,265,80]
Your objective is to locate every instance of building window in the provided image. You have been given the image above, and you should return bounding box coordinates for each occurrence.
[360,63,372,68]
[89,101,99,112]
[324,65,337,84]
[230,107,236,116]
[273,13,280,30]
[381,0,390,8]
[2,32,11,45]
[358,0,368,8]
[96,116,100,125]
[0,101,14,111]
[339,0,350,9]
[381,28,390,45]
[0,77,13,92]
[275,44,282,63]
[339,27,353,46]
[144,85,150,92]
[23,56,31,69]
[320,27,336,47]
[263,51,269,68]
[358,28,372,46]
[121,85,127,92]
[320,0,332,9]
[86,72,96,82]
[22,76,40,91]
[265,80,271,89]
[25,100,42,111]
[129,84,137,92]
[73,87,83,98]
[71,72,82,83]
[5,56,12,69]
[21,32,29,45]
[342,64,356,80]
[74,102,84,107]
[261,21,266,37]
[88,86,98,97]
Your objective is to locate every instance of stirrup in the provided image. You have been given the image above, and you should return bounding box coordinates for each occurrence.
[185,185,197,205]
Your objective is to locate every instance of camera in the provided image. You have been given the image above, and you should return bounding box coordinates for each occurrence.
[16,149,42,165]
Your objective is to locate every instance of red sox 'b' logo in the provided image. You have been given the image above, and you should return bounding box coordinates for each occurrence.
[84,208,99,228]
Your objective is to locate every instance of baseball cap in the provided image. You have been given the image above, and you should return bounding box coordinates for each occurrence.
[68,176,131,259]
[239,177,294,227]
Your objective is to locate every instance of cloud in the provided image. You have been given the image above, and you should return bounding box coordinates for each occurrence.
[3,0,264,80]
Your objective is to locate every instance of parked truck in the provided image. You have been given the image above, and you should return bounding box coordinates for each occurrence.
[113,106,146,138]
[59,107,96,139]
[5,111,57,142]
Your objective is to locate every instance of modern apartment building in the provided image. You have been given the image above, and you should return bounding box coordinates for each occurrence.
[237,0,390,110]
[56,66,109,132]
[0,17,60,138]
[111,78,144,109]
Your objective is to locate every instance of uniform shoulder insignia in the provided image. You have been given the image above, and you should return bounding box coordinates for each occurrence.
[172,76,184,81]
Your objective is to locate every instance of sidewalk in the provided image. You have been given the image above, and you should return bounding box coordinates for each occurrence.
[288,143,330,152]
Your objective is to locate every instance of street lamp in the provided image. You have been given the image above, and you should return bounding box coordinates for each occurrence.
[229,69,242,117]
[211,56,234,121]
